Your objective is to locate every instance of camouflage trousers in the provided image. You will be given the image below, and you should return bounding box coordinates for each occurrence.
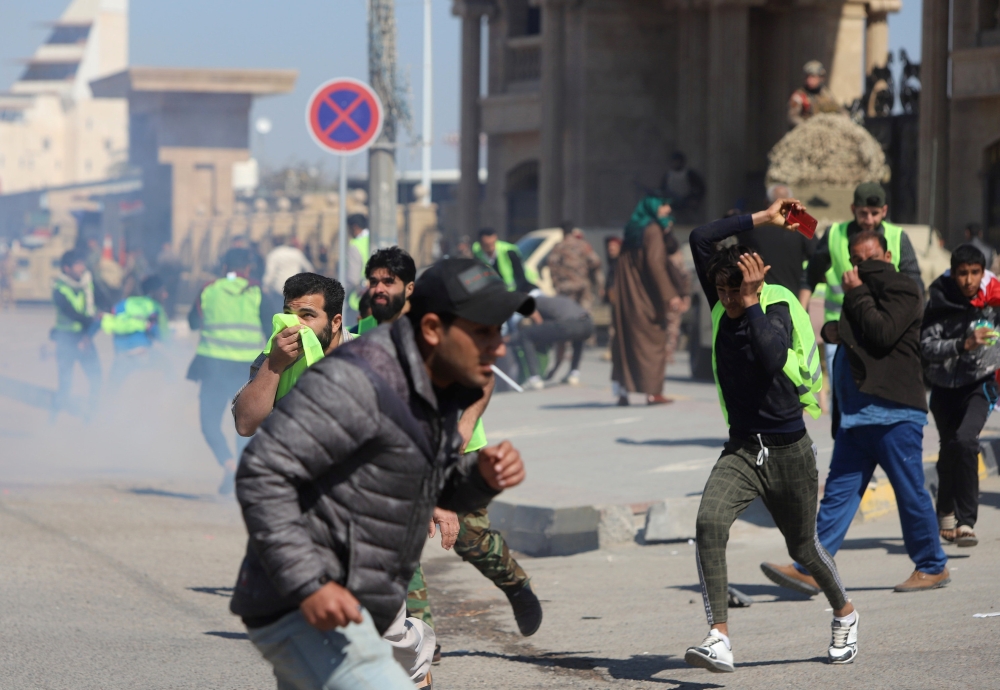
[406,508,530,628]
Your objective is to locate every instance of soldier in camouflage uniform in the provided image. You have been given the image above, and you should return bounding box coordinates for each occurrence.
[788,60,845,127]
[547,222,604,311]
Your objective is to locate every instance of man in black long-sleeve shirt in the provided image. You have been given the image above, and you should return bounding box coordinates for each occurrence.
[683,199,857,674]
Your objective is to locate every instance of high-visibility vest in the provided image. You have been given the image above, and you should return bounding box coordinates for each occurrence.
[711,283,822,424]
[355,312,488,452]
[347,232,371,311]
[195,277,264,362]
[822,221,903,322]
[472,240,537,291]
[101,296,166,337]
[53,279,93,332]
[264,313,326,401]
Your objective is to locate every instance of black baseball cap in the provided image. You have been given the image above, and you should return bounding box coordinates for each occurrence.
[853,182,886,208]
[409,258,535,326]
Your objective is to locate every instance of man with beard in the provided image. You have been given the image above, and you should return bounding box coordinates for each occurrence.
[356,248,543,649]
[232,272,352,437]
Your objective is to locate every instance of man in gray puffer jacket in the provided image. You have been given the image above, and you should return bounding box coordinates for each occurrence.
[230,258,534,689]
[921,244,1000,549]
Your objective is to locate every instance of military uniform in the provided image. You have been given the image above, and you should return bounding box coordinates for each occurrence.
[788,85,843,126]
[547,233,604,310]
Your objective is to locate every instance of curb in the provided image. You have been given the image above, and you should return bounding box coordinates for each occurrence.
[491,438,1000,557]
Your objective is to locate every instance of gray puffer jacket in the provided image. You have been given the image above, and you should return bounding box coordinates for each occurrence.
[230,317,498,633]
[921,273,1000,388]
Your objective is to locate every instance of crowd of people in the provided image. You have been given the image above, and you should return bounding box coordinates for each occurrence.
[42,176,999,685]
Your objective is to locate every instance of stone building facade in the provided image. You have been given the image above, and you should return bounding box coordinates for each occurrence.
[0,0,129,196]
[919,0,1000,245]
[453,0,900,238]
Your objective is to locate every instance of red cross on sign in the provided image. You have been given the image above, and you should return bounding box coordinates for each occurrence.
[306,78,384,154]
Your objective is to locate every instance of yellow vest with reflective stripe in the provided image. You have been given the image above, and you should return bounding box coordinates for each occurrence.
[822,222,903,322]
[711,283,822,425]
[196,277,264,362]
[53,279,91,332]
[101,296,165,336]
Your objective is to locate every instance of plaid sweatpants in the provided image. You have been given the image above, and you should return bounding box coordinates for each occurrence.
[695,432,848,625]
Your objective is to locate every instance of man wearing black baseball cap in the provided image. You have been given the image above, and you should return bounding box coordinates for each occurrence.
[231,259,532,690]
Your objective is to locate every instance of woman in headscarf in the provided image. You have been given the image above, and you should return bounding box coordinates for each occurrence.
[609,195,679,405]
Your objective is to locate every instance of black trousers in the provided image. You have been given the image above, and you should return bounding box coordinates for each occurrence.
[929,378,994,528]
[518,318,593,377]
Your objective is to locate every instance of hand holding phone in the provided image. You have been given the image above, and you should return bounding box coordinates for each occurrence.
[786,206,818,239]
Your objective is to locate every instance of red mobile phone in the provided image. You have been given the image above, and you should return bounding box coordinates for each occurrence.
[786,207,818,239]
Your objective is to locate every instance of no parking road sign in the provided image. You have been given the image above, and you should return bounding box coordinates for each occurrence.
[306,78,384,155]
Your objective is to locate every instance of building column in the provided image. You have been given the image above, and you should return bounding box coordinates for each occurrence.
[456,2,486,239]
[918,0,950,231]
[539,0,566,229]
[827,1,867,105]
[865,10,889,74]
[706,5,748,218]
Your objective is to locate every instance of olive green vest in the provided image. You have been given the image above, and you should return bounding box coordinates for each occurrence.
[823,221,903,322]
[711,283,822,424]
[195,277,264,362]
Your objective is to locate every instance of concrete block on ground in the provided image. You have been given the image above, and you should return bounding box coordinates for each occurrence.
[489,501,600,557]
[597,504,636,547]
[642,496,700,542]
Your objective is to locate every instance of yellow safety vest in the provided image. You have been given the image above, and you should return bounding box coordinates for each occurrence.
[101,296,166,337]
[472,240,537,291]
[711,283,822,424]
[196,277,264,362]
[53,279,92,332]
[822,222,902,322]
[348,232,371,311]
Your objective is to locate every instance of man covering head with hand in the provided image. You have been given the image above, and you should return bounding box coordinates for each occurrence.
[230,258,533,690]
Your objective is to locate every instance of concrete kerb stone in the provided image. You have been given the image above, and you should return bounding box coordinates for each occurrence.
[491,439,1000,557]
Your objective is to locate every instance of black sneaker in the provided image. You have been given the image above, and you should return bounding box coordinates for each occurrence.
[432,643,441,665]
[506,583,543,636]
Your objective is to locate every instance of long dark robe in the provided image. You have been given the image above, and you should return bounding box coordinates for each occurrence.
[610,223,678,395]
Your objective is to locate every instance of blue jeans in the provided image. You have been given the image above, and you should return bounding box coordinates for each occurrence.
[796,421,948,575]
[824,343,838,383]
[247,609,414,690]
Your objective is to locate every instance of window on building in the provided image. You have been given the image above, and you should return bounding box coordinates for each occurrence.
[981,0,1000,45]
[987,141,1000,238]
[526,7,541,35]
[0,109,24,122]
[506,160,539,239]
[20,62,79,81]
[47,24,91,45]
[42,138,50,151]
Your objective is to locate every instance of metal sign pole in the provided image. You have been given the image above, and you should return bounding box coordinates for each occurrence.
[338,155,348,284]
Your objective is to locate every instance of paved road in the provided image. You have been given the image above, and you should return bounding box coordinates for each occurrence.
[1,478,997,688]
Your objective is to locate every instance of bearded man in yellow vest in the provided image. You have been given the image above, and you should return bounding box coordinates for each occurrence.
[799,182,924,379]
[51,249,101,421]
[187,248,266,494]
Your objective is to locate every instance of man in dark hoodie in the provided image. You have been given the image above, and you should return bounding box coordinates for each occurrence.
[762,230,949,596]
[920,244,1000,548]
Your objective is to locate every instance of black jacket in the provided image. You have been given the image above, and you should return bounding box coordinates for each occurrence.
[837,260,927,413]
[920,274,1000,388]
[229,317,498,634]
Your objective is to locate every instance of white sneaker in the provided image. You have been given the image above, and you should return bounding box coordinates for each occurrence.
[828,611,859,664]
[684,631,734,673]
[562,370,581,386]
[525,376,545,390]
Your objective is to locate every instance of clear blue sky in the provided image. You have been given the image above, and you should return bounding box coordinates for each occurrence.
[0,0,923,175]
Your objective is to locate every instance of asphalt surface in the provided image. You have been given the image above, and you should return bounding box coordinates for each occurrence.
[1,305,998,688]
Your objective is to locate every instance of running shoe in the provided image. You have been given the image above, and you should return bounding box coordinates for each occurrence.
[828,611,859,664]
[684,631,734,673]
